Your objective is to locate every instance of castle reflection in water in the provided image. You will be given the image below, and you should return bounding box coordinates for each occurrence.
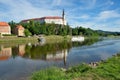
[0,38,99,67]
[0,42,70,66]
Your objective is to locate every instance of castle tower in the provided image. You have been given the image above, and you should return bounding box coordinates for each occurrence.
[62,9,65,26]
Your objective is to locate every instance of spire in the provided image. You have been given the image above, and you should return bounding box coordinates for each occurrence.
[62,9,65,20]
[62,9,65,26]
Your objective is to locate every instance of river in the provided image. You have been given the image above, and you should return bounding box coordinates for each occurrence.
[0,38,120,80]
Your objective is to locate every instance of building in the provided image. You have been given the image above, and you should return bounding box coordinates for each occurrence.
[14,25,25,36]
[21,10,67,25]
[21,16,67,25]
[0,22,11,34]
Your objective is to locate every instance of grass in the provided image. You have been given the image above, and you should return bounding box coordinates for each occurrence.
[31,64,92,80]
[31,53,120,80]
[0,35,71,44]
[44,35,71,44]
[31,67,66,80]
[0,36,38,43]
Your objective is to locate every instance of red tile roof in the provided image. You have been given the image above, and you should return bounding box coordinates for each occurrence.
[16,25,24,30]
[0,22,9,26]
[44,16,63,19]
[21,16,63,22]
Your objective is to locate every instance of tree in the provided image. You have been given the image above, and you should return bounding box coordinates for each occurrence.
[72,27,79,35]
[20,21,72,36]
[8,21,17,34]
[24,29,32,37]
[20,22,30,29]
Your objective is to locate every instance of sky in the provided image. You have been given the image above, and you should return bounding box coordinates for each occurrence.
[0,0,120,32]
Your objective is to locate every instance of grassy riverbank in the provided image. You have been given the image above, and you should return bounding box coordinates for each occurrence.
[31,53,120,80]
[44,35,71,44]
[0,35,71,44]
[0,36,38,43]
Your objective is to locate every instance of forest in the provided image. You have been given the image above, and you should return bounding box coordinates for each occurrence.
[8,21,120,37]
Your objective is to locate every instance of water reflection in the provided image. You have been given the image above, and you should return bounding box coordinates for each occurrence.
[1,38,120,80]
[23,42,71,66]
[0,38,99,62]
[12,45,26,58]
[0,46,12,60]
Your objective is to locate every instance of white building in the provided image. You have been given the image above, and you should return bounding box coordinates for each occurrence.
[21,16,67,25]
[21,10,67,25]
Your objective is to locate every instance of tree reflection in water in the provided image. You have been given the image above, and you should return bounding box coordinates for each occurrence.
[0,38,100,66]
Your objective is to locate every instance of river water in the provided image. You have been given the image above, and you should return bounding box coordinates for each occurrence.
[0,38,120,80]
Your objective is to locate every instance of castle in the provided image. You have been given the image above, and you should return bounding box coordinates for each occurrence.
[21,10,67,25]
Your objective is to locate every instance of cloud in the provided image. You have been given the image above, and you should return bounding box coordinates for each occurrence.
[108,0,114,5]
[70,20,120,32]
[78,0,96,10]
[69,10,120,32]
[104,0,114,6]
[114,19,120,25]
[80,15,90,19]
[68,14,90,20]
[0,0,61,22]
[0,0,120,32]
[52,0,62,6]
[96,10,120,20]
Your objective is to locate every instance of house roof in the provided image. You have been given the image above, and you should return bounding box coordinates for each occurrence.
[16,25,24,30]
[0,22,9,26]
[21,16,63,22]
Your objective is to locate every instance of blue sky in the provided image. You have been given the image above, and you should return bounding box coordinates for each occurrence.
[0,0,120,32]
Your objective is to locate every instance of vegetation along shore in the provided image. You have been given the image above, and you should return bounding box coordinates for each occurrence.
[0,20,120,44]
[0,35,71,44]
[31,53,120,80]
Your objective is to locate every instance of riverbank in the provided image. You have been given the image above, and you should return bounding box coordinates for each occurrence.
[0,35,71,44]
[44,35,71,44]
[31,53,120,80]
[0,36,38,43]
